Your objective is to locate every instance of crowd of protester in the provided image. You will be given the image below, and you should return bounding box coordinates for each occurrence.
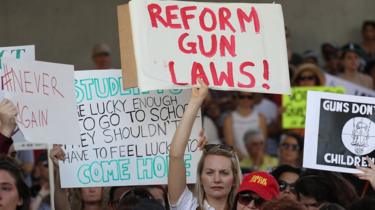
[1,20,375,210]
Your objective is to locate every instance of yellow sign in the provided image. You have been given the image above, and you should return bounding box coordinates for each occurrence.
[282,86,345,129]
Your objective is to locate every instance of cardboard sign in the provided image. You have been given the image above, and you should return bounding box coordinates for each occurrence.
[1,60,80,145]
[59,70,202,188]
[304,91,375,173]
[118,0,290,94]
[325,73,375,97]
[282,86,345,129]
[0,45,35,99]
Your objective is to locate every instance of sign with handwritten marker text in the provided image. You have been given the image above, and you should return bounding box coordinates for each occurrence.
[128,0,290,94]
[1,60,80,144]
[282,86,345,129]
[0,45,35,99]
[59,70,201,188]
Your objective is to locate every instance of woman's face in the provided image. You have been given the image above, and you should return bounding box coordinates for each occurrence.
[278,172,299,200]
[81,187,103,203]
[297,70,318,86]
[279,136,300,164]
[237,93,255,108]
[236,191,265,210]
[0,170,22,210]
[201,155,234,201]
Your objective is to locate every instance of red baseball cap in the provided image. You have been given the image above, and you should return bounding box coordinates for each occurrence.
[238,172,280,201]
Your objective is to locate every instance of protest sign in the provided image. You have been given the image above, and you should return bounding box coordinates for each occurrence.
[304,91,375,173]
[59,70,202,188]
[0,45,35,99]
[118,0,290,94]
[0,60,80,145]
[325,73,375,97]
[282,86,345,129]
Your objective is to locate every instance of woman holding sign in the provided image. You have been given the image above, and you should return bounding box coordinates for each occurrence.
[168,79,242,210]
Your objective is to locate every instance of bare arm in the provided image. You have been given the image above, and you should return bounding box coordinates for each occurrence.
[259,114,268,139]
[49,145,71,210]
[168,80,208,204]
[223,115,234,146]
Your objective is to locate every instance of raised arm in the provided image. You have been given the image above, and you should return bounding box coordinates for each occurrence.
[49,145,71,210]
[168,79,208,204]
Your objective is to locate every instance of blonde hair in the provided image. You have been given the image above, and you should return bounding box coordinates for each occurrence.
[195,146,242,210]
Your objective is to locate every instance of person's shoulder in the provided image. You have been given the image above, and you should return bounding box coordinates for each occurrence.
[265,155,278,164]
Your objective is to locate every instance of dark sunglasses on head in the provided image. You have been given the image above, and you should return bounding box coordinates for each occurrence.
[237,192,265,207]
[238,95,254,100]
[204,144,234,152]
[280,143,300,151]
[297,75,316,81]
[278,180,296,192]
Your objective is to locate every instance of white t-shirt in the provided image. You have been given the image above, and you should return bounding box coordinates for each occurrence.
[170,187,216,210]
[232,110,260,156]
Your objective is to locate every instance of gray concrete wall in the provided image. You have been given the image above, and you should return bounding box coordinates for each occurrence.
[0,0,374,69]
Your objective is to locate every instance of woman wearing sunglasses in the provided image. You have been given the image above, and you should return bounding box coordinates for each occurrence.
[168,79,242,210]
[271,165,301,200]
[278,132,303,168]
[291,64,325,87]
[233,172,279,210]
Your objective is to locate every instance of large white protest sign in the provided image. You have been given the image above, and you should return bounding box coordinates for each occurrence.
[1,60,80,145]
[120,0,290,94]
[304,91,375,173]
[59,70,202,188]
[0,45,35,99]
[325,73,375,97]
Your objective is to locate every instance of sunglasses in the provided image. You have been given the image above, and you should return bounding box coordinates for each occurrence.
[237,192,265,207]
[278,180,296,192]
[204,144,234,152]
[238,95,254,100]
[280,143,300,151]
[297,75,316,81]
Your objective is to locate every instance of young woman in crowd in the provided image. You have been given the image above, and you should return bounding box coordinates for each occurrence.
[233,172,279,210]
[168,79,242,210]
[49,145,105,210]
[277,132,303,167]
[0,155,31,210]
[271,165,301,200]
[223,92,267,160]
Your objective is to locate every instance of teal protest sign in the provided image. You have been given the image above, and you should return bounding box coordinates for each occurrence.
[59,70,202,188]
